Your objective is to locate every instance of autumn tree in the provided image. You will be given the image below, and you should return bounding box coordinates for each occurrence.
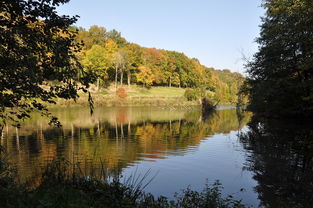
[136,66,154,87]
[76,25,107,51]
[72,24,244,104]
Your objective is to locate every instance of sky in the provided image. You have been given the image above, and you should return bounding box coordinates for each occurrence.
[57,0,264,74]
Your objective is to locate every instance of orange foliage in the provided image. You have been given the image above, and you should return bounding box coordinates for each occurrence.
[116,87,127,99]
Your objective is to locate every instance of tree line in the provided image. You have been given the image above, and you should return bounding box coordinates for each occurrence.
[72,25,244,104]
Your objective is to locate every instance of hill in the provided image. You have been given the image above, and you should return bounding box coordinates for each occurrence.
[72,25,244,104]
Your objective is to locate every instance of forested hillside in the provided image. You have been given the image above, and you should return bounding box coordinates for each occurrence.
[73,25,244,104]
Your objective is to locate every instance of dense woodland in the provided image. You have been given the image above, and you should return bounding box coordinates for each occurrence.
[73,25,244,104]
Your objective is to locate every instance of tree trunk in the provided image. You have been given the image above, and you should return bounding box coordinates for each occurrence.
[127,70,131,87]
[0,126,3,140]
[120,124,124,138]
[115,67,118,89]
[169,76,172,87]
[120,70,123,86]
[16,127,20,150]
[128,121,131,135]
[169,120,172,132]
[97,78,100,91]
[115,121,118,139]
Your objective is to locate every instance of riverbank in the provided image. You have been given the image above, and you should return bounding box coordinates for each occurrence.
[54,85,231,107]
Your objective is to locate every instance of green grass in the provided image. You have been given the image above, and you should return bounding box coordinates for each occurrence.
[128,86,185,98]
[49,84,236,108]
[52,85,235,107]
[54,85,198,107]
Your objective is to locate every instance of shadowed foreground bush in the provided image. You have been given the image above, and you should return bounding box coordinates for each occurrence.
[0,156,246,208]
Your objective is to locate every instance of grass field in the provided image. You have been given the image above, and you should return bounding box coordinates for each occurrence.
[55,85,199,107]
[127,86,185,97]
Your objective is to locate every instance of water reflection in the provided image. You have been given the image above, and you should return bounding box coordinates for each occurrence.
[240,116,313,208]
[1,107,249,182]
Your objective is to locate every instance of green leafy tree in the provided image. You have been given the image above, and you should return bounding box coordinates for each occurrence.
[82,45,107,90]
[243,0,313,117]
[125,43,143,86]
[0,0,94,129]
[103,39,118,87]
[106,29,127,47]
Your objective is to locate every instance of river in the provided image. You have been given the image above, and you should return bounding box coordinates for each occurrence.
[1,106,312,207]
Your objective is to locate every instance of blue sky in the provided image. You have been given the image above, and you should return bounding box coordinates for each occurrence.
[57,0,264,74]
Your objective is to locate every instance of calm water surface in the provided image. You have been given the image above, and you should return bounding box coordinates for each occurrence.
[3,106,311,207]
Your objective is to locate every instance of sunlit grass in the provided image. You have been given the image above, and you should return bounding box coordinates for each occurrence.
[52,85,196,107]
[128,86,185,97]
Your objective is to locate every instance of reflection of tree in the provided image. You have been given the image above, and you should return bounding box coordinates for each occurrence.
[240,117,313,208]
[3,107,250,182]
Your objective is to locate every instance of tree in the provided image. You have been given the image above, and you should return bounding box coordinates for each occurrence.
[125,43,142,87]
[76,25,107,50]
[114,49,128,87]
[243,0,313,117]
[103,38,118,87]
[106,29,126,47]
[136,66,154,87]
[0,0,94,129]
[82,45,107,90]
[143,48,166,86]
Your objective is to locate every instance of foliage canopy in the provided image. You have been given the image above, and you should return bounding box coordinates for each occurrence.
[0,0,94,127]
[75,26,244,104]
[243,0,313,117]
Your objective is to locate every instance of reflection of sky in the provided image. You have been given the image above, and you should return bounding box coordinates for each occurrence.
[122,130,259,208]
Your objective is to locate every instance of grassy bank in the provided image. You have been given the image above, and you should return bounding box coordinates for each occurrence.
[55,86,202,107]
[0,155,246,208]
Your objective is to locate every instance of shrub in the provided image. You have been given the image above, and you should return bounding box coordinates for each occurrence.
[184,89,199,101]
[116,87,128,99]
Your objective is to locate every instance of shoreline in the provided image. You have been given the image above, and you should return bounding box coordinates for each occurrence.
[53,86,235,107]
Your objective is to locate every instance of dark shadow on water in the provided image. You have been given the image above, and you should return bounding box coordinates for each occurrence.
[239,116,313,208]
